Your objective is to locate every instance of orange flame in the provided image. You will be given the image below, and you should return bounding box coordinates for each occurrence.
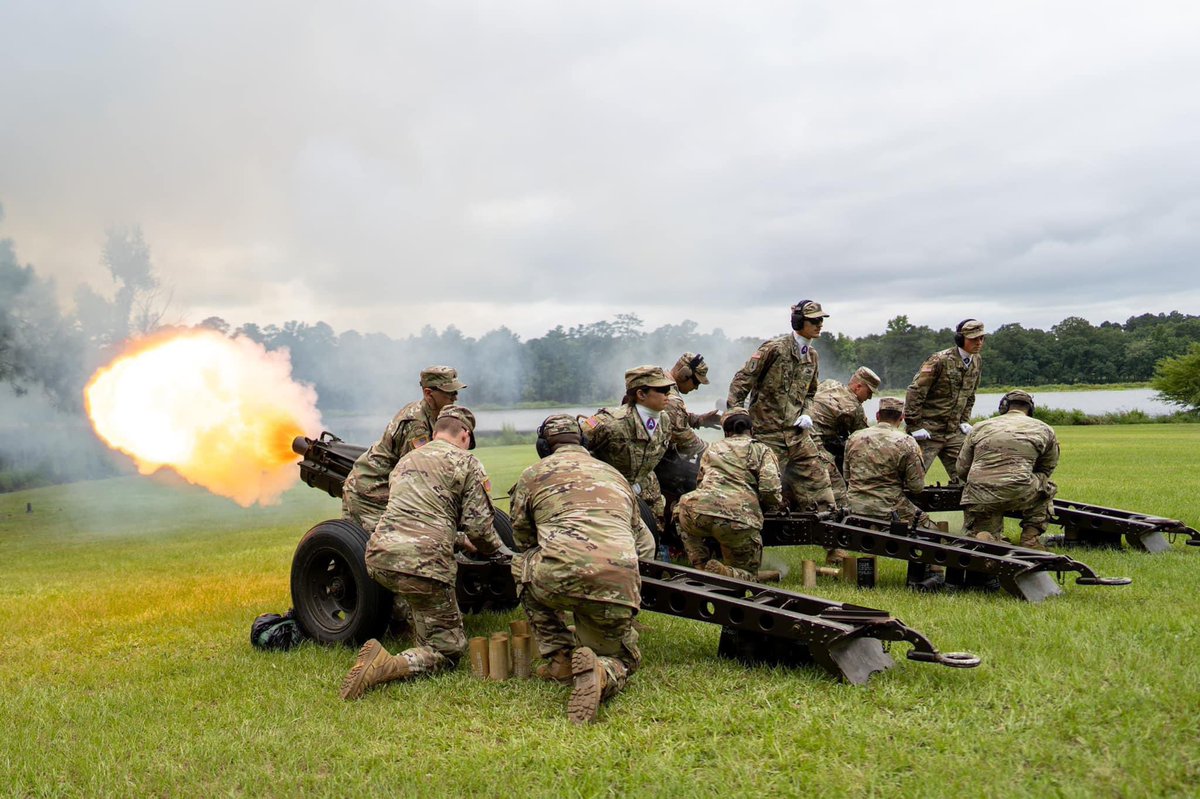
[84,329,322,506]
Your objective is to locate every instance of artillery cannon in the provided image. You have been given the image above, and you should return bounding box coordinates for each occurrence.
[288,433,980,684]
[912,485,1199,553]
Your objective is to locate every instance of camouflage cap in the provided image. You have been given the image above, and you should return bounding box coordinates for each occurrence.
[958,319,986,339]
[625,365,675,391]
[851,366,881,391]
[792,300,830,319]
[420,365,467,392]
[674,352,710,384]
[539,414,582,439]
[437,404,477,449]
[1001,390,1034,407]
[878,397,905,414]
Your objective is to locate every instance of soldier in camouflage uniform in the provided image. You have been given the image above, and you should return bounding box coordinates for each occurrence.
[340,405,508,700]
[664,352,721,459]
[584,365,676,523]
[726,300,836,513]
[956,390,1059,549]
[843,397,928,524]
[905,320,985,482]
[808,366,880,507]
[510,414,656,724]
[341,366,468,533]
[675,408,783,582]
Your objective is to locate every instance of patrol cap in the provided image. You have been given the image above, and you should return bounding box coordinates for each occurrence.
[420,366,467,392]
[437,404,477,449]
[674,352,710,384]
[625,365,675,391]
[959,320,986,339]
[540,414,582,439]
[791,300,830,319]
[852,366,881,392]
[878,397,905,414]
[1001,390,1034,407]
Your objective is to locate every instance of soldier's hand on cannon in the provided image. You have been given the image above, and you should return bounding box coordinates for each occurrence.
[489,545,515,565]
[454,532,478,554]
[793,413,813,430]
[959,422,973,435]
[910,428,931,441]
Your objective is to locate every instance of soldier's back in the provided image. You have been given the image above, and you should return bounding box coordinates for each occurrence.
[680,437,776,525]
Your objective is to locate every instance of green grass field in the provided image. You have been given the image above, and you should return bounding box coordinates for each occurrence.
[2,426,1198,797]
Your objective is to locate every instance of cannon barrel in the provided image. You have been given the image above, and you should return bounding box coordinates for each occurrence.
[292,436,311,458]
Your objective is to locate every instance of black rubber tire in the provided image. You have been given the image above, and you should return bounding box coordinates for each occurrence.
[290,519,393,646]
[637,497,660,547]
[493,508,516,549]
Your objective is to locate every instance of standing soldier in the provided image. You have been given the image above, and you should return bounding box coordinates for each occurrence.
[341,366,468,532]
[956,391,1059,549]
[904,320,985,482]
[843,397,928,524]
[510,415,656,724]
[726,300,836,513]
[675,408,783,582]
[808,366,880,507]
[339,406,508,700]
[664,352,721,459]
[584,365,677,523]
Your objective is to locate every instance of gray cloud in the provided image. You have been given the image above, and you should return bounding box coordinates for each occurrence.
[1,1,1198,340]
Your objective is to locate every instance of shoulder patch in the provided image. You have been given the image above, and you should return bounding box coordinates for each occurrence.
[413,436,430,448]
[920,365,935,374]
[483,478,492,494]
[584,416,600,429]
[750,352,762,360]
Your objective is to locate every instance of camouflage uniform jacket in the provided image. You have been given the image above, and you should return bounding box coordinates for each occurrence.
[843,421,926,519]
[727,334,820,440]
[664,386,707,457]
[676,436,783,528]
[365,439,502,586]
[343,398,437,510]
[809,379,868,446]
[509,445,655,609]
[904,348,982,438]
[584,403,674,493]
[955,411,1059,507]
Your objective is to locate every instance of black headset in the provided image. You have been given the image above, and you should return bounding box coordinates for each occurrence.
[997,392,1035,416]
[790,299,814,332]
[679,353,705,381]
[535,416,587,459]
[954,318,979,348]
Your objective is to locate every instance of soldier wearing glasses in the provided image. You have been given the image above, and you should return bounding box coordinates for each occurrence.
[727,300,837,515]
[341,365,469,533]
[584,365,677,522]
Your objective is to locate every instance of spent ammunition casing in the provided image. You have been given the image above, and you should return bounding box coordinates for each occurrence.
[488,633,510,681]
[468,636,489,679]
[802,559,817,588]
[509,619,530,638]
[840,555,858,584]
[511,634,532,678]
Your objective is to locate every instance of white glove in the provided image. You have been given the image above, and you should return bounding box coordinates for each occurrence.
[793,414,813,430]
[959,422,973,435]
[910,428,931,441]
[632,483,641,496]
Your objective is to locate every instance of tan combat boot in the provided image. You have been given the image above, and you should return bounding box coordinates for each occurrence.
[1019,527,1046,550]
[339,639,411,700]
[567,647,609,725]
[825,548,849,565]
[535,649,574,684]
[972,531,998,543]
[703,560,737,578]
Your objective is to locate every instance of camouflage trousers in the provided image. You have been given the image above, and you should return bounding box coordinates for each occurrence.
[519,581,640,698]
[849,497,928,527]
[962,494,1054,539]
[917,431,967,484]
[760,431,835,512]
[815,445,849,509]
[365,569,466,676]
[345,504,414,631]
[676,506,762,582]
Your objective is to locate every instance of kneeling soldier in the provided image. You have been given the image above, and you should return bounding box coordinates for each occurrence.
[957,390,1059,548]
[340,405,507,700]
[510,414,656,724]
[843,397,927,524]
[675,408,783,582]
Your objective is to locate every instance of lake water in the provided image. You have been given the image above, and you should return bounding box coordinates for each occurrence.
[324,388,1175,442]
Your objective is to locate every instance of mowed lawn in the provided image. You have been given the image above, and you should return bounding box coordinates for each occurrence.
[1,426,1198,797]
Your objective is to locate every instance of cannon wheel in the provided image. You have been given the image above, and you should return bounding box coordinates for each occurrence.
[290,519,392,646]
[291,511,518,645]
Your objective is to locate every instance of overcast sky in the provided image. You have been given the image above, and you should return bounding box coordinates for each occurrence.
[2,1,1198,342]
